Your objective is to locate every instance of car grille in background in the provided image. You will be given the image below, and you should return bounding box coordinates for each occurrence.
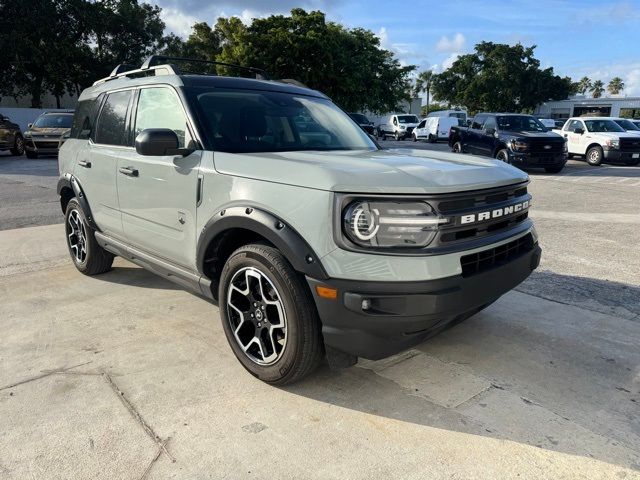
[619,138,640,152]
[33,141,59,149]
[460,233,534,277]
[526,139,565,153]
[406,127,414,134]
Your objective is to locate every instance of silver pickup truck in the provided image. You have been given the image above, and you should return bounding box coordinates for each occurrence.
[57,56,541,385]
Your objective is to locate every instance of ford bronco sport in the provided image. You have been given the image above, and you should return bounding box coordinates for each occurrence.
[57,56,541,385]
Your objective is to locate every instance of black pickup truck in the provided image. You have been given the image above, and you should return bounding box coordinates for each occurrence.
[449,113,567,173]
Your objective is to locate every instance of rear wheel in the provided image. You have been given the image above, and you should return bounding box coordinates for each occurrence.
[219,244,323,385]
[428,134,436,143]
[452,141,464,153]
[10,135,24,156]
[64,198,114,275]
[586,146,603,166]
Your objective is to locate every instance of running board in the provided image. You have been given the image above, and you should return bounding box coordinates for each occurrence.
[94,232,214,300]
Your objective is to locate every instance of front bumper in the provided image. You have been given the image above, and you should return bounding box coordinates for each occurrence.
[25,137,61,155]
[603,150,640,162]
[508,151,567,168]
[308,238,541,360]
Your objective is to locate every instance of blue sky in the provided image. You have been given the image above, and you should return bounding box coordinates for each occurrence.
[154,0,640,96]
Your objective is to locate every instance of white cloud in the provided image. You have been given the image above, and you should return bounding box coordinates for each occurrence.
[160,7,199,38]
[442,52,461,70]
[436,33,465,53]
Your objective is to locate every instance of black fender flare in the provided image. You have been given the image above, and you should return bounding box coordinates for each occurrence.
[196,206,328,280]
[56,174,100,231]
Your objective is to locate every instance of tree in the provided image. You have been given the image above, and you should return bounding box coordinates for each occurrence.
[414,70,434,115]
[214,9,414,113]
[591,80,605,98]
[576,77,592,95]
[430,42,575,113]
[607,77,624,95]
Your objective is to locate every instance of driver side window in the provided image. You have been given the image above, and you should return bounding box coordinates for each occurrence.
[567,120,583,133]
[135,87,193,148]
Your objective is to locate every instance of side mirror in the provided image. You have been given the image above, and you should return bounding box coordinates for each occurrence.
[485,127,496,135]
[574,128,584,135]
[27,123,33,129]
[135,128,193,156]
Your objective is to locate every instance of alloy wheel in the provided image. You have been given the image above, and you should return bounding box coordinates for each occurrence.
[226,267,287,365]
[15,137,24,155]
[67,209,87,263]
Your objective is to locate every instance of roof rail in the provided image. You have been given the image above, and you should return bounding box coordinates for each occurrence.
[92,64,177,86]
[141,55,270,80]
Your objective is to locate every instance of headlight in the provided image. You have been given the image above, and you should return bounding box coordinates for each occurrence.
[399,125,406,130]
[605,139,620,149]
[510,139,528,151]
[23,131,32,138]
[342,201,448,248]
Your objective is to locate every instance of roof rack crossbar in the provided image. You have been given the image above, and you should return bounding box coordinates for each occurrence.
[141,55,270,80]
[92,64,178,86]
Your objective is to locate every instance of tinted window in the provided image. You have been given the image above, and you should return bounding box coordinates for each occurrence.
[194,88,377,153]
[397,115,419,124]
[584,119,625,133]
[71,98,102,139]
[614,119,640,131]
[471,115,486,130]
[95,90,131,146]
[33,114,73,129]
[497,115,546,132]
[135,87,192,148]
[417,120,426,128]
[566,120,583,132]
[483,117,497,131]
[349,113,369,124]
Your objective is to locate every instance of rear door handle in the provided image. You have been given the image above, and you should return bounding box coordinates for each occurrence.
[78,160,91,168]
[119,166,138,177]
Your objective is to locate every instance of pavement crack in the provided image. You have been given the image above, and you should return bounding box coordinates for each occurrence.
[138,437,171,480]
[102,372,176,464]
[0,361,92,391]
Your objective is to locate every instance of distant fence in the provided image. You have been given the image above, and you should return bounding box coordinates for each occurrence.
[0,108,74,132]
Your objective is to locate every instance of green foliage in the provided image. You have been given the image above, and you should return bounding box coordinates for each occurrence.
[591,80,605,98]
[576,76,592,95]
[607,77,624,95]
[420,101,449,117]
[431,42,575,113]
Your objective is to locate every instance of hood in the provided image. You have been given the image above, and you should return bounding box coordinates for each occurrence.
[507,130,564,140]
[214,148,529,194]
[27,126,70,137]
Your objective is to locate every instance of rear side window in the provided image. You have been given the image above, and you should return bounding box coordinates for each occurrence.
[71,97,102,139]
[95,90,132,146]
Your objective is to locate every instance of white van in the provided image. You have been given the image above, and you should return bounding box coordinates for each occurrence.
[412,116,463,142]
[426,109,468,123]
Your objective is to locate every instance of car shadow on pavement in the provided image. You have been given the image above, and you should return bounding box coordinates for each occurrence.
[285,271,640,472]
[97,265,182,291]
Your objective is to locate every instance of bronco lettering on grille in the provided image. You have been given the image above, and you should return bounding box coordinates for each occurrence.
[459,200,530,225]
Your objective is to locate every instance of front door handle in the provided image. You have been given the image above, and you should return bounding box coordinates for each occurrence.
[78,160,91,168]
[119,166,139,177]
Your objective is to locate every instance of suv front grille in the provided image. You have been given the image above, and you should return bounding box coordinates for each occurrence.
[526,139,565,153]
[460,233,534,277]
[619,138,640,152]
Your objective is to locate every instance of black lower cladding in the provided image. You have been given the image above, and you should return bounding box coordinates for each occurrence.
[307,235,541,360]
[508,151,567,167]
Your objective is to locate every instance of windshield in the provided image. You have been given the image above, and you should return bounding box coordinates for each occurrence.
[449,112,466,120]
[33,114,73,128]
[584,119,625,133]
[397,115,419,124]
[194,89,377,153]
[349,113,370,124]
[497,115,546,132]
[614,119,640,131]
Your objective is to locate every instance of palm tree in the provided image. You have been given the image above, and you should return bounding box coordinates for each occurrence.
[576,76,592,95]
[591,80,605,98]
[414,70,434,114]
[607,77,624,95]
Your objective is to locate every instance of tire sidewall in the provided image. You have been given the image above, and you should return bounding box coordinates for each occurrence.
[218,248,306,383]
[586,147,603,166]
[64,199,92,272]
[496,149,510,163]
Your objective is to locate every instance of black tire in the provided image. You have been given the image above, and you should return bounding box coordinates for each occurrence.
[452,141,464,153]
[395,132,402,141]
[10,135,24,156]
[496,149,510,163]
[412,133,417,142]
[25,150,38,159]
[428,134,436,143]
[586,146,603,166]
[545,165,564,174]
[567,153,574,159]
[64,198,114,275]
[218,244,323,385]
[377,130,385,140]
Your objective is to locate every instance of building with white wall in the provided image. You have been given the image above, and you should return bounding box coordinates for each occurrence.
[535,96,640,120]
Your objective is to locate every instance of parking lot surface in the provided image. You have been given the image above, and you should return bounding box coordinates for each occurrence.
[1,146,639,478]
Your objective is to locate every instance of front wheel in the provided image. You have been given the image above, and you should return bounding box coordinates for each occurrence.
[496,149,510,163]
[452,141,464,153]
[395,132,402,141]
[65,198,114,275]
[10,135,25,156]
[586,146,603,166]
[219,244,323,385]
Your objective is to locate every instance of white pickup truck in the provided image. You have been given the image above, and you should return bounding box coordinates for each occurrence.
[553,117,640,166]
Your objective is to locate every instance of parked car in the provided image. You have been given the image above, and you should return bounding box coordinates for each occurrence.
[348,112,375,135]
[427,109,468,123]
[537,118,556,130]
[58,55,541,385]
[376,113,420,140]
[610,117,640,135]
[632,120,640,129]
[449,113,567,173]
[552,117,640,166]
[24,111,74,158]
[0,114,25,156]
[413,116,463,143]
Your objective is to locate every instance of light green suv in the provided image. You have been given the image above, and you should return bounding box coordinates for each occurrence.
[57,56,541,385]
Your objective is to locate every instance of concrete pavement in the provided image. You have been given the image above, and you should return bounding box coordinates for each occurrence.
[1,224,639,479]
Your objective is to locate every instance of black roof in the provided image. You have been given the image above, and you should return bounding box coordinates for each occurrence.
[180,75,327,99]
